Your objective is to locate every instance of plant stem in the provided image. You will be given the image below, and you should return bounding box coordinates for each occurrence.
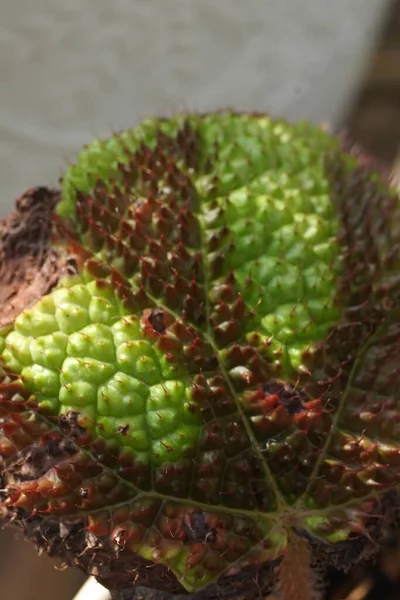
[270,533,319,600]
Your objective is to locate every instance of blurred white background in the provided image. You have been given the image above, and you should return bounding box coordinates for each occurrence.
[0,0,391,216]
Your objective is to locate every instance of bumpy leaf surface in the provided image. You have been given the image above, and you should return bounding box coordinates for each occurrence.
[1,112,400,594]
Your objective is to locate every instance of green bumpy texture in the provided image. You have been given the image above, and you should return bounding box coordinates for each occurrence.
[59,113,342,375]
[1,111,400,593]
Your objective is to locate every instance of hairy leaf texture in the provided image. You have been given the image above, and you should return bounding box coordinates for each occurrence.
[0,111,399,598]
